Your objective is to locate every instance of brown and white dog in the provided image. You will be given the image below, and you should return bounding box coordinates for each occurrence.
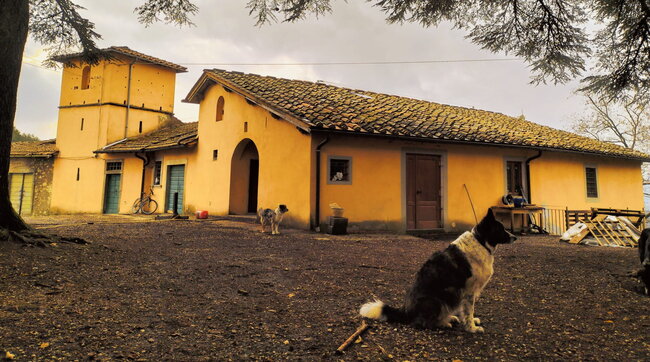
[258,204,289,235]
[359,209,516,332]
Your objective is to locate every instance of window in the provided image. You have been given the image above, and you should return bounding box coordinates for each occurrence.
[153,161,162,186]
[506,161,523,195]
[76,168,80,181]
[106,161,123,173]
[585,167,598,198]
[80,118,84,131]
[138,121,143,134]
[212,150,219,160]
[216,96,225,121]
[81,66,91,90]
[328,156,352,184]
[244,122,248,132]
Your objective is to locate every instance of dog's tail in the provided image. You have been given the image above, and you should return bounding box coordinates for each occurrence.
[359,300,411,324]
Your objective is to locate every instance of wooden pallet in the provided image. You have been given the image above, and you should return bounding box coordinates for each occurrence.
[591,208,646,228]
[566,209,591,228]
[582,217,639,247]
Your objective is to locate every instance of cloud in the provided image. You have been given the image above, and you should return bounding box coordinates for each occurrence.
[17,1,587,139]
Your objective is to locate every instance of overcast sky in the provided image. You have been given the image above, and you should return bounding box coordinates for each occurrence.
[16,0,588,140]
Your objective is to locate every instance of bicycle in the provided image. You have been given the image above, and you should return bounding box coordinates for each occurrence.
[131,187,159,215]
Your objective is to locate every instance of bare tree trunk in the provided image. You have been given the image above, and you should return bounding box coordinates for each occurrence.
[0,2,86,246]
[0,0,31,234]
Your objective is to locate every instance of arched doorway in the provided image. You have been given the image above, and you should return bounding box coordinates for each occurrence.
[229,139,259,214]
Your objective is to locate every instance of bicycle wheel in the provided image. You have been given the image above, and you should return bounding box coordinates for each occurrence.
[142,199,158,215]
[131,198,142,214]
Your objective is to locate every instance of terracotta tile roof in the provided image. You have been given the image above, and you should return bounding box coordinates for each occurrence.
[10,140,58,158]
[52,46,187,73]
[96,122,198,153]
[188,69,650,161]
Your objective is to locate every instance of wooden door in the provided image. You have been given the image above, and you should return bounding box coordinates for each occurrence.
[165,165,185,214]
[406,154,441,229]
[103,174,121,214]
[247,159,259,213]
[9,173,34,215]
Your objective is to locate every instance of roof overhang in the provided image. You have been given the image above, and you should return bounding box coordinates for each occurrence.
[51,46,187,73]
[182,70,312,134]
[94,138,198,154]
[9,152,58,158]
[311,129,650,163]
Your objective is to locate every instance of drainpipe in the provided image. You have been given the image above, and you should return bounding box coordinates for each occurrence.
[314,136,330,231]
[124,58,137,139]
[135,151,150,196]
[525,150,543,203]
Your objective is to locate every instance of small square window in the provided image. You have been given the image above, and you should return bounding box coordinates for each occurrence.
[328,156,352,184]
[153,161,162,186]
[106,161,122,172]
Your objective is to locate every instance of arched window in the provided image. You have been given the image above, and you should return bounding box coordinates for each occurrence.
[81,66,91,90]
[216,96,225,121]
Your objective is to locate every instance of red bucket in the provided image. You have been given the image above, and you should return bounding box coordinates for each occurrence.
[196,210,208,219]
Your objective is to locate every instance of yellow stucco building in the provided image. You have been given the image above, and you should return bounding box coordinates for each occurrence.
[47,47,187,215]
[10,47,650,234]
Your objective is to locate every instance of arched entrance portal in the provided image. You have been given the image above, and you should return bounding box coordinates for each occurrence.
[229,139,259,214]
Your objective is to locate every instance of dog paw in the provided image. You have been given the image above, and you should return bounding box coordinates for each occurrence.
[466,325,484,333]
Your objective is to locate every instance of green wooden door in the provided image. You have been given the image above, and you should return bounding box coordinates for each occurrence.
[103,174,121,214]
[9,173,34,215]
[165,165,185,214]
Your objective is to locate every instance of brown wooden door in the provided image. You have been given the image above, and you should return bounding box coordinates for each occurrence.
[406,154,441,229]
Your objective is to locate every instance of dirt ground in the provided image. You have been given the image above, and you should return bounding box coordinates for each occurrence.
[1,215,648,361]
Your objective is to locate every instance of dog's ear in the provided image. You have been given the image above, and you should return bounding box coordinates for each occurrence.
[477,208,495,227]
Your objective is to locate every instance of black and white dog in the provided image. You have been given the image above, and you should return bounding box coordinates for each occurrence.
[637,228,650,295]
[360,209,516,333]
[258,204,289,235]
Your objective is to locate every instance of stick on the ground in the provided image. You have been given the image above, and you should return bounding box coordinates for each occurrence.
[335,320,369,354]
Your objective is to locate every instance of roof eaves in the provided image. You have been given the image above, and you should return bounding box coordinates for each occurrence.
[188,70,312,134]
[182,71,214,104]
[94,139,197,154]
[10,152,58,158]
[51,47,187,73]
[108,46,187,73]
[311,128,650,162]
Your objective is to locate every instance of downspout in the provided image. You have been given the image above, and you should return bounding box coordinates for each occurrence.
[135,151,150,196]
[314,136,330,231]
[124,58,137,139]
[525,150,543,203]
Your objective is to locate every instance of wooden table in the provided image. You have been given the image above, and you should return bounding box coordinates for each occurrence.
[491,206,544,233]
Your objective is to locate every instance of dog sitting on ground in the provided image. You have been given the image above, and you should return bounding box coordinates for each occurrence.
[359,209,516,333]
[258,204,289,235]
[636,228,650,295]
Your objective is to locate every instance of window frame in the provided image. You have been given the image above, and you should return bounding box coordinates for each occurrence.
[327,156,352,185]
[81,66,91,90]
[152,160,162,186]
[503,158,527,197]
[105,160,123,174]
[585,165,599,199]
[215,96,225,122]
